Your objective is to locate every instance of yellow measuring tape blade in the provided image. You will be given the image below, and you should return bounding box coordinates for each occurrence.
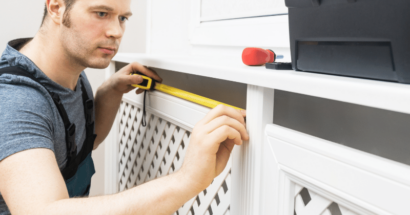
[130,74,243,110]
[154,83,243,110]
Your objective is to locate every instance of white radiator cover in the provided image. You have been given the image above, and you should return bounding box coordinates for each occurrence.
[117,94,231,215]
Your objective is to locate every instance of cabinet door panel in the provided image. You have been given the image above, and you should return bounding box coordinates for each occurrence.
[263,124,410,215]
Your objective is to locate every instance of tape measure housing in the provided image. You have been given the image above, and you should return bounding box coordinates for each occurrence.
[131,74,152,90]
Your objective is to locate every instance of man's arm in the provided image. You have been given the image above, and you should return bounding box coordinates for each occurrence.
[0,148,199,215]
[0,104,248,215]
[93,62,162,149]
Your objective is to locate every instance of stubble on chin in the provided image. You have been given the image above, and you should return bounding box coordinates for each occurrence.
[61,34,115,69]
[84,43,119,69]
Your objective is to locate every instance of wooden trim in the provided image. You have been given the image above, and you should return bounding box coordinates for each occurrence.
[231,86,274,214]
[278,171,295,215]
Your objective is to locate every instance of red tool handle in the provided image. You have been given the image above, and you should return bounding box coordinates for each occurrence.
[242,48,276,66]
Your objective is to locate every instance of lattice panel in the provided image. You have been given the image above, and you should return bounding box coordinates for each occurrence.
[118,100,231,215]
[294,184,359,215]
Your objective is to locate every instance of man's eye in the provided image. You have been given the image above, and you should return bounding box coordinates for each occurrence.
[119,16,128,22]
[97,12,107,17]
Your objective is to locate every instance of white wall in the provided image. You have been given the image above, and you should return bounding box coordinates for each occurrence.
[0,0,147,196]
[0,1,44,52]
[84,68,106,196]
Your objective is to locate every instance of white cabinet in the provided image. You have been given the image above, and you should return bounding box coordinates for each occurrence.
[104,0,410,214]
[105,54,410,214]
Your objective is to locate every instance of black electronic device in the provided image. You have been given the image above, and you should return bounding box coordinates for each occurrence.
[285,0,410,83]
[266,62,293,70]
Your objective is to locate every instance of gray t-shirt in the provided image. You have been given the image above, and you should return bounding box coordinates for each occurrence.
[0,38,95,214]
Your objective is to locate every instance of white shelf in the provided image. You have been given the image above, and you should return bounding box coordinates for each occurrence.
[113,53,410,114]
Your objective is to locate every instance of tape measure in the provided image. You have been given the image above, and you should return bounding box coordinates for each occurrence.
[131,74,243,110]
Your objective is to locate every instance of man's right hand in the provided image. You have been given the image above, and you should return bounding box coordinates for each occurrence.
[179,104,249,193]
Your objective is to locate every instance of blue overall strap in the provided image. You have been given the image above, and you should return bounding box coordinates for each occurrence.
[62,78,97,197]
[61,78,96,179]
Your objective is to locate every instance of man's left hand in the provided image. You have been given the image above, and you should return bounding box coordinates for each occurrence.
[108,62,162,95]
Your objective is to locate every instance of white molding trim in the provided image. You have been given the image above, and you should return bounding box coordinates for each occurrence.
[266,124,410,215]
[231,86,274,215]
[284,169,374,215]
[260,131,281,214]
[190,0,289,47]
[104,62,119,195]
[266,124,410,187]
[278,170,295,215]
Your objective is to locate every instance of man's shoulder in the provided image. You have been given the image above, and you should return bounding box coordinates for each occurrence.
[0,72,54,116]
[0,70,57,163]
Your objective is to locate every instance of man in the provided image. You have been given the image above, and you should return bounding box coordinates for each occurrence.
[0,0,248,214]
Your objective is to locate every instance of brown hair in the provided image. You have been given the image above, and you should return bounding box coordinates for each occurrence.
[41,0,77,27]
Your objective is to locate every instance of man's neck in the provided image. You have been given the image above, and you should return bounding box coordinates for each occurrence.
[19,30,85,91]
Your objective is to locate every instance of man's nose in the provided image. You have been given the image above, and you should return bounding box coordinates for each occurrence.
[106,19,124,39]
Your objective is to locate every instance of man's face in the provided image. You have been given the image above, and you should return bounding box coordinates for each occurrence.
[59,0,132,69]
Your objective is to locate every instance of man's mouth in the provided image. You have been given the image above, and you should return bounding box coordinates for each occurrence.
[99,47,116,55]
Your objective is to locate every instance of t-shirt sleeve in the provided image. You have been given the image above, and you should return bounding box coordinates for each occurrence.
[0,83,55,162]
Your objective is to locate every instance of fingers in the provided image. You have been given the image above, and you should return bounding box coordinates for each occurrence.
[208,125,243,147]
[118,73,144,87]
[115,62,162,94]
[124,62,162,83]
[201,104,246,126]
[204,115,249,141]
[214,139,236,175]
[135,88,145,95]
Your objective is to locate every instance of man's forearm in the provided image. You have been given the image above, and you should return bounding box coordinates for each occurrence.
[93,80,123,149]
[43,171,200,215]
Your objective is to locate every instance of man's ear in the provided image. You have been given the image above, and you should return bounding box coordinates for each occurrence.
[47,0,66,25]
